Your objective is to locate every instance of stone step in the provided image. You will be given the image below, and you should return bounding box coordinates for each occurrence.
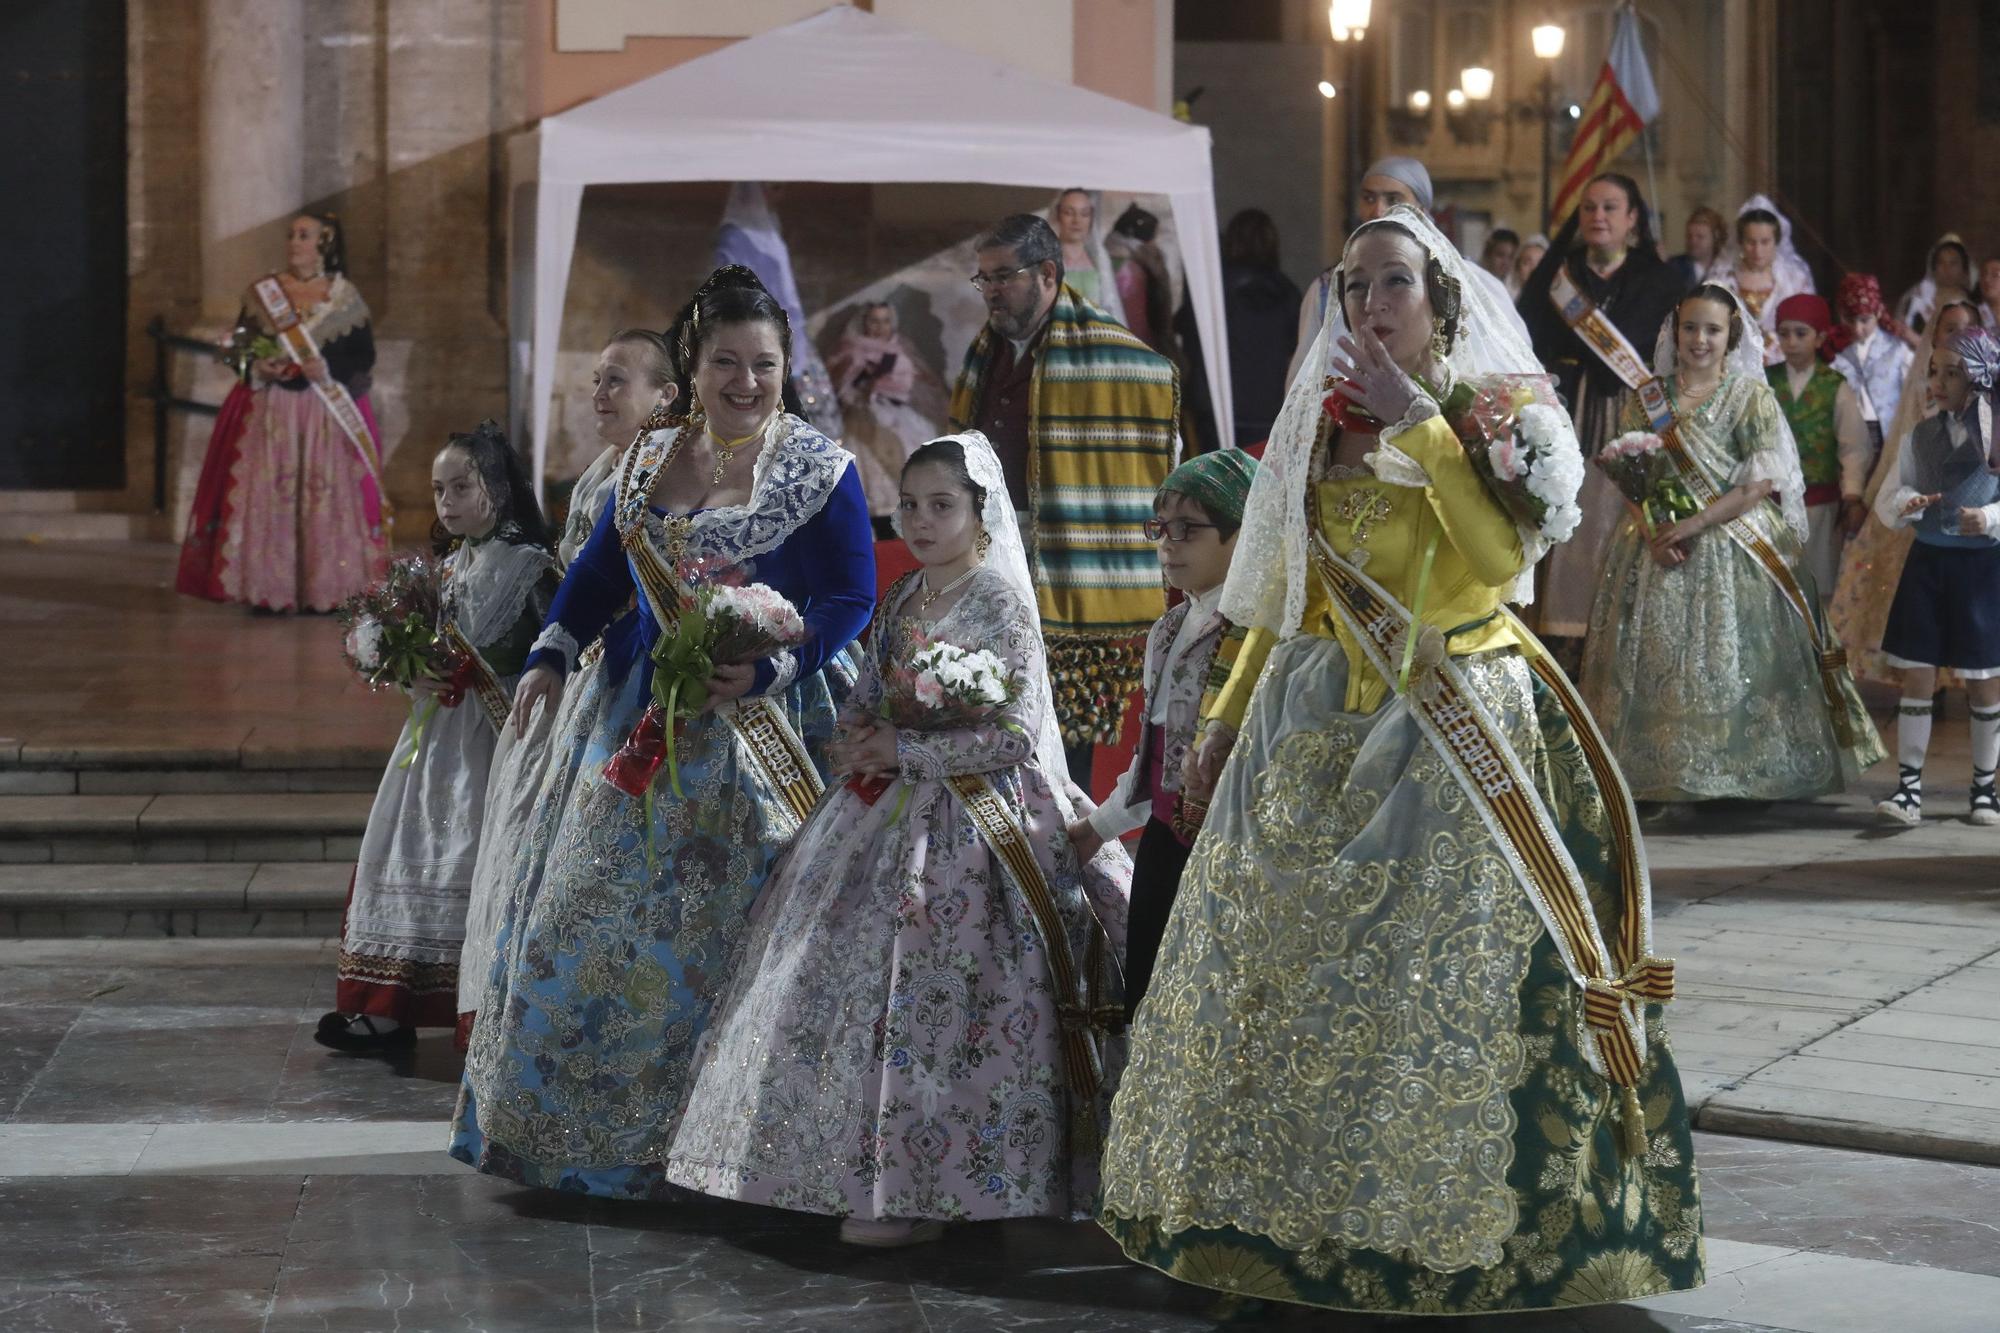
[0,512,172,542]
[0,793,372,865]
[0,861,349,938]
[0,767,382,797]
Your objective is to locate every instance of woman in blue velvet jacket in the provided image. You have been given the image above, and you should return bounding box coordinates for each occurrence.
[451,267,876,1198]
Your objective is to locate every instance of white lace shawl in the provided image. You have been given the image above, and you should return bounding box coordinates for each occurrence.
[446,537,558,651]
[891,430,1075,814]
[621,413,853,570]
[1221,205,1569,636]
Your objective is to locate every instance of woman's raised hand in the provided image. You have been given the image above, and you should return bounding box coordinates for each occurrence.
[1327,327,1426,426]
[1901,492,1942,519]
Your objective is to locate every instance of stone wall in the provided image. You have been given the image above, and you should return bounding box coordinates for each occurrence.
[127,0,527,527]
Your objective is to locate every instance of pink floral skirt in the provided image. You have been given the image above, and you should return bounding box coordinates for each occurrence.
[177,383,388,611]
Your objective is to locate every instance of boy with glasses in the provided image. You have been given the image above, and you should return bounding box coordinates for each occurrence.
[1066,449,1258,1016]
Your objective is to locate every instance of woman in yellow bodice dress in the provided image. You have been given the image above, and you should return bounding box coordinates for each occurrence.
[1096,207,1705,1316]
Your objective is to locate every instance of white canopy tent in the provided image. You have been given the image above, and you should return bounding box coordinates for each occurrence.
[525,4,1233,485]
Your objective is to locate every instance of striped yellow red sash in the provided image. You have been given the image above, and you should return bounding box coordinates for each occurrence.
[946,773,1118,1111]
[250,277,387,500]
[1635,379,1859,749]
[613,436,823,837]
[1548,268,1655,392]
[439,623,511,735]
[1307,534,1674,1095]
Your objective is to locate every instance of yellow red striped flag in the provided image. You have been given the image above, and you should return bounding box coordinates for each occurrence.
[1549,5,1659,228]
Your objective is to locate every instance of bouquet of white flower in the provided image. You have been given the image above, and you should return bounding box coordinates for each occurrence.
[1446,376,1585,547]
[845,636,1021,808]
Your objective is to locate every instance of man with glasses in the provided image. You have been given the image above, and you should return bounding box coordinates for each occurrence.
[948,212,1182,789]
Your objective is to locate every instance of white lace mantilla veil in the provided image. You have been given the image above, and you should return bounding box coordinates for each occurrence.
[893,430,1078,816]
[1220,203,1568,637]
[1711,193,1816,300]
[1650,284,1812,542]
[1047,189,1129,327]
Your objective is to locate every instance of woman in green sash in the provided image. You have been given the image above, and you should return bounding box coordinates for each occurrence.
[1581,284,1884,804]
[1097,206,1705,1316]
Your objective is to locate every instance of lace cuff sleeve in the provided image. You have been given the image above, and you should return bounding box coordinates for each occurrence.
[527,624,579,676]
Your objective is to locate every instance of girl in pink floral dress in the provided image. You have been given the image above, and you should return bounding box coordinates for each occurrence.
[666,432,1131,1247]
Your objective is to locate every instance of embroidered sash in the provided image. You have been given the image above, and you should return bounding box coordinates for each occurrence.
[613,432,824,838]
[250,277,387,499]
[439,623,511,735]
[945,773,1119,1113]
[1548,268,1655,392]
[1306,531,1673,1096]
[1632,379,1860,749]
[1551,268,1859,748]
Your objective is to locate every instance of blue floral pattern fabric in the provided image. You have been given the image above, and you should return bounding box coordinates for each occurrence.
[448,415,875,1198]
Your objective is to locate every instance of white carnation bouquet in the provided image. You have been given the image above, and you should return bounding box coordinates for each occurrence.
[1444,376,1585,546]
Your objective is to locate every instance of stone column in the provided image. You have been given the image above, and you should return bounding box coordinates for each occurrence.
[199,0,304,319]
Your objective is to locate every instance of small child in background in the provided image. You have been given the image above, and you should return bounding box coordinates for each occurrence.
[317,422,560,1054]
[1873,327,2000,828]
[1830,274,1914,462]
[1066,448,1259,1018]
[1769,294,1871,603]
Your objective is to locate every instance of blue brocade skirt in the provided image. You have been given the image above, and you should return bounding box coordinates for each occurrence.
[448,652,846,1198]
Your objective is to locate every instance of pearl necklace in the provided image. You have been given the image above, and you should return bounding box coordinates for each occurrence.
[918,564,979,612]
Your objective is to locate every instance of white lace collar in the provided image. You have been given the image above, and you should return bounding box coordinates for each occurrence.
[446,538,556,649]
[614,413,852,568]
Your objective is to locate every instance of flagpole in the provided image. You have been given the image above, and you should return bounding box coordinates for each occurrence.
[1631,3,1663,250]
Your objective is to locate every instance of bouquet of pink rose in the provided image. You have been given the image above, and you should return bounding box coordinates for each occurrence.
[602,565,809,801]
[845,637,1020,807]
[1597,431,1701,535]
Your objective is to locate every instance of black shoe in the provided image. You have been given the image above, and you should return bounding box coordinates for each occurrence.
[313,1011,416,1053]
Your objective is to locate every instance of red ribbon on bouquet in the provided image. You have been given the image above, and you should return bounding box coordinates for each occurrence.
[1322,385,1385,436]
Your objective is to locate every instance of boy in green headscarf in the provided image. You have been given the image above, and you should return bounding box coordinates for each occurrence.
[1067,447,1259,1017]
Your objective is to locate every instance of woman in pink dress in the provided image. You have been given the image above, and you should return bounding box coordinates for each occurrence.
[825,301,946,520]
[177,212,389,612]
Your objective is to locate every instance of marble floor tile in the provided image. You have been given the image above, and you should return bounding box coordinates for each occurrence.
[0,1175,301,1283]
[131,1120,450,1175]
[269,1024,468,1120]
[11,1007,300,1122]
[0,1282,273,1333]
[0,1122,155,1176]
[1696,1133,2000,1279]
[0,1005,78,1116]
[1639,1237,2000,1333]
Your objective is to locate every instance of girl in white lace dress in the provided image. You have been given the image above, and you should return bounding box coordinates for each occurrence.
[319,424,558,1052]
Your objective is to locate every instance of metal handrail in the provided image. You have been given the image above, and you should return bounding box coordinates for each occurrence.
[144,316,225,514]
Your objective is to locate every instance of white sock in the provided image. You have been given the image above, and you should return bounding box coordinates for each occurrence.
[1898,698,1934,773]
[1973,704,2000,776]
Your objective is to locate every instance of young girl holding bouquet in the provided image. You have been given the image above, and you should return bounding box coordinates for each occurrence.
[1582,285,1882,806]
[666,432,1132,1248]
[318,422,558,1053]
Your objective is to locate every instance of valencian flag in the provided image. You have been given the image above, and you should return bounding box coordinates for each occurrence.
[1548,4,1661,226]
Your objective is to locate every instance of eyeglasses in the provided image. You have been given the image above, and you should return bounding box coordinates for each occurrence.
[970,263,1041,292]
[1143,518,1220,543]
